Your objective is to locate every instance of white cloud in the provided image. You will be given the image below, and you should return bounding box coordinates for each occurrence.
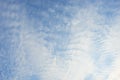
[4,1,120,80]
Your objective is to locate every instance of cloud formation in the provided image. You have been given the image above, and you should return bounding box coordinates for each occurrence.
[0,0,120,80]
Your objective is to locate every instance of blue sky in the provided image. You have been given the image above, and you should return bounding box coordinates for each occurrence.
[0,0,120,80]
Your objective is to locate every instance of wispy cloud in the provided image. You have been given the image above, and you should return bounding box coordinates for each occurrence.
[1,0,120,80]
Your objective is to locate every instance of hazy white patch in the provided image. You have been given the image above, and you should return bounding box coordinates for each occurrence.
[2,0,120,80]
[108,58,120,80]
[103,14,120,80]
[61,5,100,80]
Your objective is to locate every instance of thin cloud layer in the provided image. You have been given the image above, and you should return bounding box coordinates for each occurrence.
[0,0,120,80]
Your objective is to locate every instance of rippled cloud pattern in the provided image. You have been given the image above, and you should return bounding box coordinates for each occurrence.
[0,0,120,80]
